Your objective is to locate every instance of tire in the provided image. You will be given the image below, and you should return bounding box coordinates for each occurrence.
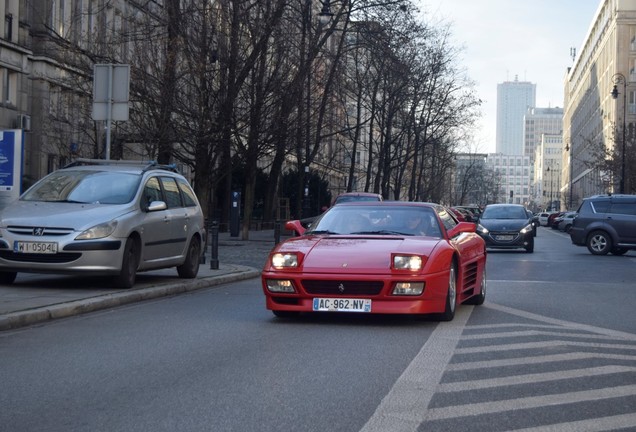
[113,237,139,288]
[525,237,534,253]
[0,271,17,285]
[439,261,457,321]
[465,265,486,306]
[586,230,612,255]
[565,224,572,233]
[177,236,201,278]
[611,247,628,256]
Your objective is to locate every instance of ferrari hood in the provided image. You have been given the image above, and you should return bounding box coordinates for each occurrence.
[274,235,439,273]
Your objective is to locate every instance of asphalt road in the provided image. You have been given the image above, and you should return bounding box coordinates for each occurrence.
[1,227,635,431]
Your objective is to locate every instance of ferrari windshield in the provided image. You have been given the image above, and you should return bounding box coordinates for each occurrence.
[21,170,141,204]
[308,204,442,237]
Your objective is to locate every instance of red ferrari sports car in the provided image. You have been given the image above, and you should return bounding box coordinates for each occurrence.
[261,201,487,321]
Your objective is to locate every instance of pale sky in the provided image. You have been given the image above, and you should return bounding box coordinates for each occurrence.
[421,0,602,153]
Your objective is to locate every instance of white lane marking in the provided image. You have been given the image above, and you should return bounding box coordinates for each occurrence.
[358,307,472,432]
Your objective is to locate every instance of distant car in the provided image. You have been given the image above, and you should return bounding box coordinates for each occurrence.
[455,205,482,220]
[476,203,535,253]
[0,159,206,288]
[570,194,636,255]
[547,211,563,227]
[538,212,553,226]
[451,206,476,222]
[557,212,577,233]
[262,202,487,321]
[332,192,383,205]
[550,212,567,230]
[526,209,538,236]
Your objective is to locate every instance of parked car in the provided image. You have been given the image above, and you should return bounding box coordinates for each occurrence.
[476,203,535,252]
[538,212,553,226]
[262,201,487,321]
[451,206,476,222]
[550,212,566,230]
[0,159,206,287]
[569,194,636,255]
[455,205,482,220]
[557,211,577,233]
[546,212,564,229]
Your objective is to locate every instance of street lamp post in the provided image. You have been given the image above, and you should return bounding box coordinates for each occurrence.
[611,73,627,194]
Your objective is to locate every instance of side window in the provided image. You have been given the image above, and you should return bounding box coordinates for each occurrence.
[160,177,182,208]
[177,178,198,207]
[591,200,610,213]
[142,177,163,209]
[608,202,636,216]
[438,207,457,233]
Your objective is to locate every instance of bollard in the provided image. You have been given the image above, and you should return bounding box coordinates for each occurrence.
[210,220,219,270]
[274,220,281,245]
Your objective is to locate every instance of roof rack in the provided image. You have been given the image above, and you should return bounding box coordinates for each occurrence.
[63,158,178,173]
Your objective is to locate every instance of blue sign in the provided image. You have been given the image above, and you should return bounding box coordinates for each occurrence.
[0,130,23,210]
[0,131,16,187]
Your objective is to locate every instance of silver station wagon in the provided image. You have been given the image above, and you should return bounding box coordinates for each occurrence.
[0,159,206,288]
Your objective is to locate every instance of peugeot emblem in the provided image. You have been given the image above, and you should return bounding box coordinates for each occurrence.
[33,227,45,236]
[338,283,345,293]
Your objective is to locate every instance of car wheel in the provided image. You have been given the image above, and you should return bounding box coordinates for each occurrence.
[0,271,17,284]
[525,237,534,253]
[273,310,300,318]
[465,265,486,306]
[586,230,612,255]
[565,224,572,233]
[177,236,201,278]
[113,237,139,288]
[439,261,457,321]
[610,247,628,256]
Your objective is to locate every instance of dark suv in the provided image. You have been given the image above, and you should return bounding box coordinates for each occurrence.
[569,194,636,255]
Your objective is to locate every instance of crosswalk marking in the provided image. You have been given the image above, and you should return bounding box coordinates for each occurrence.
[359,302,636,432]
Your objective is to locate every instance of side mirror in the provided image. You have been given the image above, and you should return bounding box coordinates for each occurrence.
[285,220,306,237]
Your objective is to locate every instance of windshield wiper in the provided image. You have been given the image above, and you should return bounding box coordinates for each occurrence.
[307,230,339,235]
[354,230,413,236]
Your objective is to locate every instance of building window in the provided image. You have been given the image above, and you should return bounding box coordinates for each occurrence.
[1,68,17,105]
[4,13,12,41]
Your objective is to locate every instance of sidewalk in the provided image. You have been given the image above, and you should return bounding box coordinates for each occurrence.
[0,229,285,331]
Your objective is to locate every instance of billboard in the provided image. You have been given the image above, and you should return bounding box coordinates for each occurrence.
[0,130,24,209]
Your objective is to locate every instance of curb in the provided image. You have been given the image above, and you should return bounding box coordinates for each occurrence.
[0,266,261,331]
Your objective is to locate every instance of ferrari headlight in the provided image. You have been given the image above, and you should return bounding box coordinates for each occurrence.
[75,221,118,240]
[271,253,299,268]
[266,279,296,293]
[520,224,533,234]
[392,282,425,296]
[393,255,423,271]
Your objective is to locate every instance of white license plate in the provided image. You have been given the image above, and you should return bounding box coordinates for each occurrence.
[14,241,58,254]
[495,235,514,241]
[312,298,372,312]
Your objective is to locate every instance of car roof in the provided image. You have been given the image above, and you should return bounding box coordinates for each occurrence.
[61,159,180,176]
[333,201,437,208]
[484,203,524,208]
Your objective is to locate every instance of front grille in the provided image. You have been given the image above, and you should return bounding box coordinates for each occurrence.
[0,250,81,263]
[6,226,74,237]
[302,280,384,295]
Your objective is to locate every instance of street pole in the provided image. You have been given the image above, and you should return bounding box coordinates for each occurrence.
[611,73,627,194]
